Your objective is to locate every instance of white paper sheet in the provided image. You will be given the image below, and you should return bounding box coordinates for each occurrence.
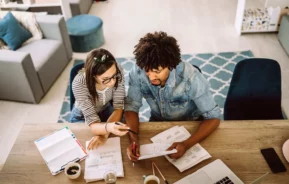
[151,126,211,172]
[138,143,177,160]
[35,128,71,151]
[84,137,124,183]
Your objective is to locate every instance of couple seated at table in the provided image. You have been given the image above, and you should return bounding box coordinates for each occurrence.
[70,31,221,160]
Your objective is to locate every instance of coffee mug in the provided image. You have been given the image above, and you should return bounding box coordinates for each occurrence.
[143,175,160,184]
[64,162,81,179]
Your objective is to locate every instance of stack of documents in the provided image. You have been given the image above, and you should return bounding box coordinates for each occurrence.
[34,126,87,175]
[84,137,124,183]
[151,126,211,172]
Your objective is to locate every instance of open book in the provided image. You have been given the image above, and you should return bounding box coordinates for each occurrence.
[151,126,211,172]
[84,137,124,183]
[34,126,87,175]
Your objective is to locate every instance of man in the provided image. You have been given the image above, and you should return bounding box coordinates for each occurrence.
[125,31,221,162]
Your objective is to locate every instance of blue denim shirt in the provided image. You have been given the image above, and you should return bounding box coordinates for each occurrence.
[125,62,221,121]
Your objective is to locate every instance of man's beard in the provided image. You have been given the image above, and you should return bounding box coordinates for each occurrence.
[150,79,162,86]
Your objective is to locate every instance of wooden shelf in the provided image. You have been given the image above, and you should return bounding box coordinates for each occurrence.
[0,0,72,20]
[241,30,277,33]
[235,0,282,36]
[0,2,60,8]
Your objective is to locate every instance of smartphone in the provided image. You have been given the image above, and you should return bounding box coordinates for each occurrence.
[260,148,287,173]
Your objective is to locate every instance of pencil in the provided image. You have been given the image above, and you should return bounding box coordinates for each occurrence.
[132,142,136,167]
[114,122,138,135]
[127,129,138,135]
[153,162,169,184]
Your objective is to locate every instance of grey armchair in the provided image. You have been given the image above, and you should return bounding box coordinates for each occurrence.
[0,15,73,104]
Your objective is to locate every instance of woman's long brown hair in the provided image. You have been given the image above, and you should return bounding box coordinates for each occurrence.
[84,48,122,101]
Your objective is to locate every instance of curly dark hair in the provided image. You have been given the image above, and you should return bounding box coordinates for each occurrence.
[133,31,181,71]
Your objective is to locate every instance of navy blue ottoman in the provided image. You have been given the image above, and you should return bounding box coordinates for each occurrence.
[66,14,104,52]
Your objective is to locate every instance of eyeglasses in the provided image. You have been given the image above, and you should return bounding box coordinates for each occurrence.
[101,71,121,85]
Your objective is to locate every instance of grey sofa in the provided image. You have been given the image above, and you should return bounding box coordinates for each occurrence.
[0,15,73,104]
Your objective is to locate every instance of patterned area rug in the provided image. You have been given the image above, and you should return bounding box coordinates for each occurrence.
[58,50,254,123]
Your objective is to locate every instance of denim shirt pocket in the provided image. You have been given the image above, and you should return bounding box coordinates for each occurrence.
[169,80,190,108]
[169,96,189,108]
[167,96,189,119]
[141,85,159,112]
[167,80,191,119]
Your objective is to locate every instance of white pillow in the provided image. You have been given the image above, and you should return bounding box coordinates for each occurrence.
[33,12,48,16]
[0,17,9,50]
[0,11,43,46]
[0,39,9,50]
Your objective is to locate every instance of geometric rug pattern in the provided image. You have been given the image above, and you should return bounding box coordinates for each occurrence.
[58,50,254,123]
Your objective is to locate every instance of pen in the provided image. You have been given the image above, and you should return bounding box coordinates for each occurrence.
[114,122,138,135]
[132,142,136,167]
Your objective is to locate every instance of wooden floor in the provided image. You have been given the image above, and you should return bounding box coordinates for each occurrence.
[0,0,289,168]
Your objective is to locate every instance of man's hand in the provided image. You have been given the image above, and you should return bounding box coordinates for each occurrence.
[166,142,188,159]
[124,111,140,163]
[126,141,140,162]
[87,134,108,150]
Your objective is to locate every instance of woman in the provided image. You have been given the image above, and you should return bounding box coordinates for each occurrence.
[70,48,129,149]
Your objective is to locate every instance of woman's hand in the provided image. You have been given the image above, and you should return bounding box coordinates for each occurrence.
[87,134,108,150]
[106,122,129,136]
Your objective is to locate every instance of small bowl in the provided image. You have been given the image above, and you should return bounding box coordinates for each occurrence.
[64,162,81,179]
[282,139,289,163]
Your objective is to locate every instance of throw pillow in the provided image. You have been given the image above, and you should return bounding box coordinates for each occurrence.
[0,12,32,50]
[0,11,43,45]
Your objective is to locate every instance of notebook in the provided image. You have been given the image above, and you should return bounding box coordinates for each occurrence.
[34,126,87,175]
[151,126,211,172]
[84,137,124,183]
[138,143,177,160]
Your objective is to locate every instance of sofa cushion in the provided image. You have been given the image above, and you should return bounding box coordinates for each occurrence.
[17,39,62,71]
[17,39,68,92]
[0,12,32,50]
[0,11,43,46]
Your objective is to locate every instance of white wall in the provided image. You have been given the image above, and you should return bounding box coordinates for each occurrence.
[60,0,72,20]
[235,0,246,35]
[266,0,289,8]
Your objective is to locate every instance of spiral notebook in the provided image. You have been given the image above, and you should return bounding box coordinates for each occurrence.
[34,126,87,175]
